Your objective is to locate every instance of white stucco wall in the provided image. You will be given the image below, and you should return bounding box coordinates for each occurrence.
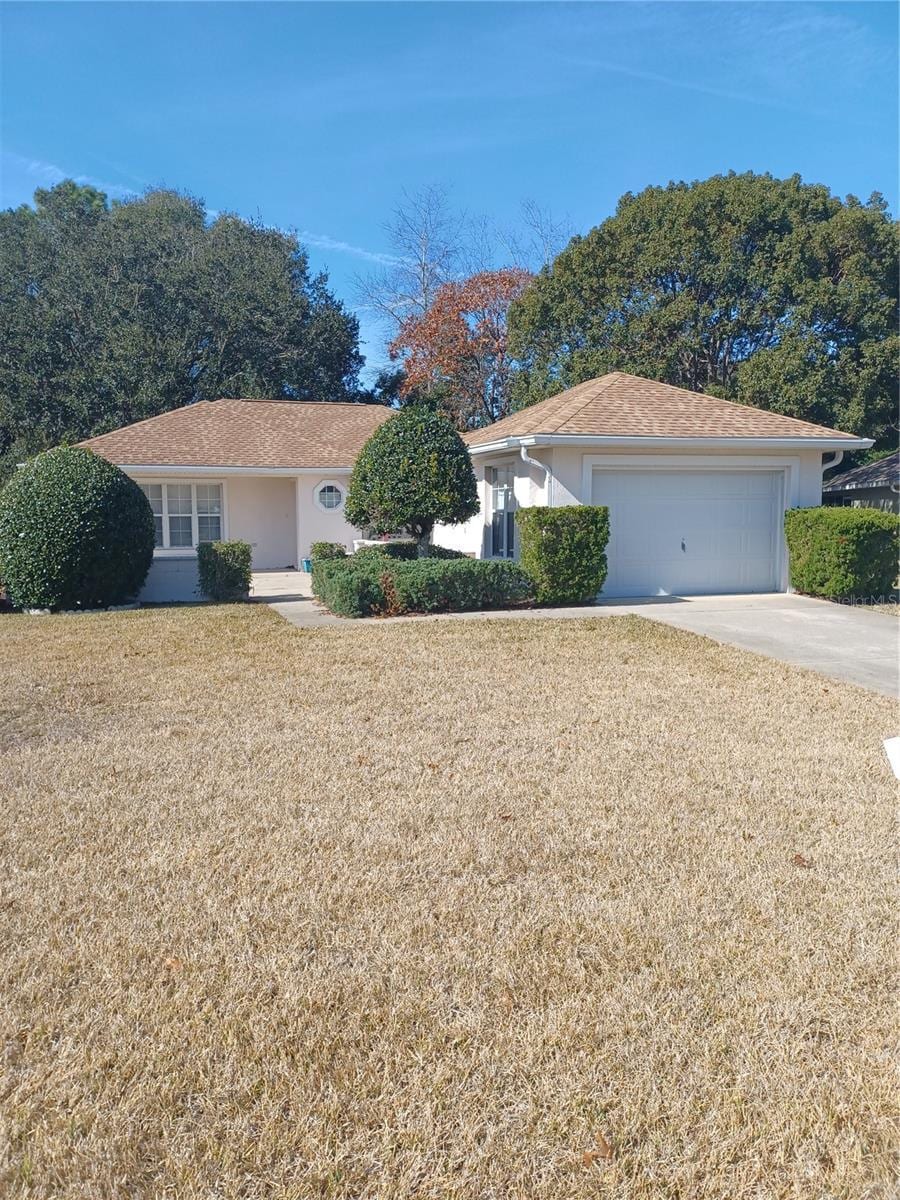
[226,476,297,570]
[294,472,362,559]
[433,451,551,557]
[139,556,201,603]
[127,470,367,600]
[433,464,489,556]
[433,443,831,568]
[547,445,827,508]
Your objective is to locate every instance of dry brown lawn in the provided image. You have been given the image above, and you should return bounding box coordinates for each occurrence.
[0,605,897,1199]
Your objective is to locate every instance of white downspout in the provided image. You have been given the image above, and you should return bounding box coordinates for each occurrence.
[822,450,844,474]
[520,444,553,507]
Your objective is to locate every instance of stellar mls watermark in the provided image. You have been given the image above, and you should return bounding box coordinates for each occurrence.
[832,595,898,607]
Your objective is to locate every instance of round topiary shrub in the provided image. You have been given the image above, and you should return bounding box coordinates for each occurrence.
[345,407,478,555]
[0,446,155,610]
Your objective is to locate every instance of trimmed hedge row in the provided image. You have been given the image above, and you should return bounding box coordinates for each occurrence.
[310,541,467,564]
[784,506,899,599]
[516,505,610,604]
[197,540,252,601]
[312,552,532,618]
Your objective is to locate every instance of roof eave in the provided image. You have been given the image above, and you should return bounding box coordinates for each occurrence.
[112,463,355,476]
[466,433,873,454]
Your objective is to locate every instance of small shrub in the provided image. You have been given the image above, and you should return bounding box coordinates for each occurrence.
[784,506,899,599]
[310,541,347,561]
[516,505,610,605]
[197,540,252,601]
[0,446,154,610]
[312,556,385,617]
[311,555,532,617]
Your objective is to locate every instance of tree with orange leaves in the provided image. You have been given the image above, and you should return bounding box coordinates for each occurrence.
[389,267,531,429]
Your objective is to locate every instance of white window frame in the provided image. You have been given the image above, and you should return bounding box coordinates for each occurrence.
[137,479,227,556]
[313,479,345,513]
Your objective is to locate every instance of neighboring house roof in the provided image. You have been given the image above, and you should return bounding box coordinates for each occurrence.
[80,399,393,469]
[464,372,867,448]
[822,450,899,492]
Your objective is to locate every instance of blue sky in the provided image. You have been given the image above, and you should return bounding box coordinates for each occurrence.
[2,2,896,378]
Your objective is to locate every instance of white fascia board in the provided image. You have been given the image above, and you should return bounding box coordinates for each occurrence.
[467,434,873,455]
[117,464,353,476]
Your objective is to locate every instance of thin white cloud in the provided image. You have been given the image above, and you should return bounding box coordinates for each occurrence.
[6,154,402,270]
[4,151,139,199]
[563,56,831,118]
[298,230,407,267]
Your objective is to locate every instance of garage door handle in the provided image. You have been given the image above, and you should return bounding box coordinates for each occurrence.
[681,538,686,552]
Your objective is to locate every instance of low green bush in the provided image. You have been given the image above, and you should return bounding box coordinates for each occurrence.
[388,558,532,614]
[516,505,610,605]
[197,540,252,601]
[353,542,466,562]
[0,446,154,610]
[784,506,899,599]
[310,541,347,560]
[312,554,532,617]
[353,541,419,562]
[311,556,385,617]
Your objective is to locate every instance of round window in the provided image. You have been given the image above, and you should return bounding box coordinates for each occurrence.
[317,483,343,510]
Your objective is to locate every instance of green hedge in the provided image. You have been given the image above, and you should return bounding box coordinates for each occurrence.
[0,446,154,610]
[516,505,610,605]
[353,541,419,562]
[784,506,899,599]
[197,540,252,601]
[312,555,532,618]
[309,541,347,561]
[353,542,466,562]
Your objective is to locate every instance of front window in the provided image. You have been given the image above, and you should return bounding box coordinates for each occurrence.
[138,482,222,550]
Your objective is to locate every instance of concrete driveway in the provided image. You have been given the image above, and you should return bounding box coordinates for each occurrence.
[596,593,899,698]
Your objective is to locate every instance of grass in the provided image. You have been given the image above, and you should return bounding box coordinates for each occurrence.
[1,605,896,1199]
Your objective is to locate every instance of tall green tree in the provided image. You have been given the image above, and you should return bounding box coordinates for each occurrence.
[509,173,898,450]
[0,182,364,480]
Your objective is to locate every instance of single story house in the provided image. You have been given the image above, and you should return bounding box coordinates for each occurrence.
[822,450,898,513]
[434,372,871,597]
[82,372,871,602]
[81,399,392,601]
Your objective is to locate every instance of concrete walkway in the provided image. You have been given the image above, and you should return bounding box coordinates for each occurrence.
[252,572,899,697]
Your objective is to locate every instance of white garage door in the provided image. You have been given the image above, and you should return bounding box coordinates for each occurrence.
[591,469,782,598]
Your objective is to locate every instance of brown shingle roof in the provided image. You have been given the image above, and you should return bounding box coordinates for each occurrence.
[465,373,864,445]
[80,399,393,469]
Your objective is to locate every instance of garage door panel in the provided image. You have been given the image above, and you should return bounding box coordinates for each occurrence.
[591,468,780,598]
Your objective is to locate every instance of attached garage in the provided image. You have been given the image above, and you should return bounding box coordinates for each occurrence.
[441,372,872,597]
[590,467,782,597]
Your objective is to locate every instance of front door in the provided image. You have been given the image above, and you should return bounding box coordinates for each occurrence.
[489,466,516,558]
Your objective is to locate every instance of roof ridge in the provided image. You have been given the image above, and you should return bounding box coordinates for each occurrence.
[221,398,385,409]
[543,373,621,434]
